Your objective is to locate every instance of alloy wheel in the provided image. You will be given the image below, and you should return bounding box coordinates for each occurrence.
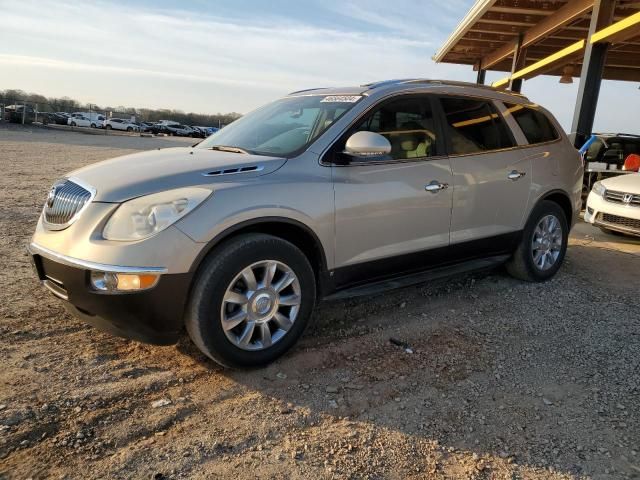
[220,260,301,351]
[531,214,563,271]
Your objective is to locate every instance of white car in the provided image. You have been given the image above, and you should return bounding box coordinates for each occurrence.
[585,173,640,236]
[104,118,140,132]
[67,112,105,128]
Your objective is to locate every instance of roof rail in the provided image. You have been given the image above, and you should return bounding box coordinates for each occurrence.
[361,79,419,89]
[288,87,328,95]
[400,79,528,97]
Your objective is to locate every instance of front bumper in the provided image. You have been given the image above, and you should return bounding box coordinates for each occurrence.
[29,243,192,345]
[584,191,640,236]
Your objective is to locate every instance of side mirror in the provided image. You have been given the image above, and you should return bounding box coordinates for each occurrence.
[344,131,391,158]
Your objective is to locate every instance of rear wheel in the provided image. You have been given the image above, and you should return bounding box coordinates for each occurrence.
[90,123,96,128]
[506,200,568,282]
[70,121,76,127]
[185,234,316,368]
[126,126,133,132]
[105,124,112,130]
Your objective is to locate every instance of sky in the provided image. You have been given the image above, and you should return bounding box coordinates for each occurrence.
[0,0,637,132]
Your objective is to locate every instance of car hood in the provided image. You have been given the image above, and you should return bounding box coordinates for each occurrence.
[68,147,287,202]
[601,172,640,193]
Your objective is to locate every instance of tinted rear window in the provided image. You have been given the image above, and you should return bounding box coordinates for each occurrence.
[439,97,515,155]
[503,103,559,144]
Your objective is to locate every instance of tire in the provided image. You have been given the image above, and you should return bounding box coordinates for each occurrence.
[505,200,568,282]
[70,122,76,127]
[105,124,112,130]
[90,123,96,128]
[126,127,132,132]
[185,234,316,368]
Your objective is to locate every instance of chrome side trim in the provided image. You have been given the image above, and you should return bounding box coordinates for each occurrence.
[28,243,168,274]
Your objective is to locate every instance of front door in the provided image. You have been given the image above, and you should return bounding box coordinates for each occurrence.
[329,95,453,286]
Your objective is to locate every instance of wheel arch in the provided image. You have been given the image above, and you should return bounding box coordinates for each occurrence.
[535,189,574,226]
[188,217,329,293]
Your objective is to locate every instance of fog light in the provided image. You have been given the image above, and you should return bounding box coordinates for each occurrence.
[90,271,160,292]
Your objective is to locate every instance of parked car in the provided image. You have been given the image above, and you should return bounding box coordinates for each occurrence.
[139,122,155,132]
[189,126,206,138]
[104,118,139,132]
[4,104,35,123]
[68,112,105,128]
[585,174,640,237]
[28,79,582,367]
[583,133,640,169]
[51,112,72,125]
[165,124,195,137]
[149,124,171,135]
[192,126,218,137]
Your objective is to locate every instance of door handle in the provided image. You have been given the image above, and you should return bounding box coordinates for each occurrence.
[508,170,526,181]
[425,181,449,193]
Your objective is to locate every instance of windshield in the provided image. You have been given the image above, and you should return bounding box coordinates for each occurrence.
[197,95,362,157]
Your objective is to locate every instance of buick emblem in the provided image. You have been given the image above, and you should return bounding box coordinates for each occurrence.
[46,185,59,208]
[623,194,633,204]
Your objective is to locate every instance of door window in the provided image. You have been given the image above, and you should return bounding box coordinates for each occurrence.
[440,97,515,155]
[353,96,437,160]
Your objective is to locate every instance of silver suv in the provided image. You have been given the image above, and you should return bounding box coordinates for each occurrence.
[29,80,583,367]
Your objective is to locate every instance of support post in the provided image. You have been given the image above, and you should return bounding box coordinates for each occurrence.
[570,0,617,147]
[476,68,486,85]
[508,34,526,93]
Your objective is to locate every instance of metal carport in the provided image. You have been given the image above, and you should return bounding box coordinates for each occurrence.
[433,0,640,146]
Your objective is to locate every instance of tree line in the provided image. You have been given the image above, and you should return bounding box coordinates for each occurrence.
[0,89,242,127]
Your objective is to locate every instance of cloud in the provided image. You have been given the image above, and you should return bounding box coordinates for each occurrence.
[0,0,466,113]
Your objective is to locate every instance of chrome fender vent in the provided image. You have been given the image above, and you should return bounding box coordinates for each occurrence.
[202,165,263,177]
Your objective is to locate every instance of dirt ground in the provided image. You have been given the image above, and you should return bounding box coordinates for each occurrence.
[1,125,639,480]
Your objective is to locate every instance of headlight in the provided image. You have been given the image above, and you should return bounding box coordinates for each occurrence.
[592,181,606,197]
[103,187,212,241]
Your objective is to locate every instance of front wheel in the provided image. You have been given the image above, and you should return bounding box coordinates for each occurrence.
[506,200,568,282]
[185,234,316,368]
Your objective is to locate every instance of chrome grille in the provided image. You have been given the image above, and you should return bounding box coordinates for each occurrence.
[43,179,94,229]
[604,189,640,207]
[599,213,640,231]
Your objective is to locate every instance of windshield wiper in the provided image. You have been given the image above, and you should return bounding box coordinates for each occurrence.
[209,145,251,154]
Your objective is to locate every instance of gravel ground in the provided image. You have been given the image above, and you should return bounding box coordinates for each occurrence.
[1,125,639,480]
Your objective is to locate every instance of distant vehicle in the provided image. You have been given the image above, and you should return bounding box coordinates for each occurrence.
[192,126,218,137]
[51,112,71,125]
[149,124,171,135]
[139,122,155,132]
[165,124,196,137]
[68,112,105,128]
[583,133,640,169]
[4,105,35,123]
[189,126,207,138]
[104,118,139,132]
[585,173,640,237]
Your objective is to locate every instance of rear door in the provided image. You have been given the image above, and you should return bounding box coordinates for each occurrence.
[329,94,453,284]
[437,96,532,244]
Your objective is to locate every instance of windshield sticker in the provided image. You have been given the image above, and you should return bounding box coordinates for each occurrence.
[320,95,362,103]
